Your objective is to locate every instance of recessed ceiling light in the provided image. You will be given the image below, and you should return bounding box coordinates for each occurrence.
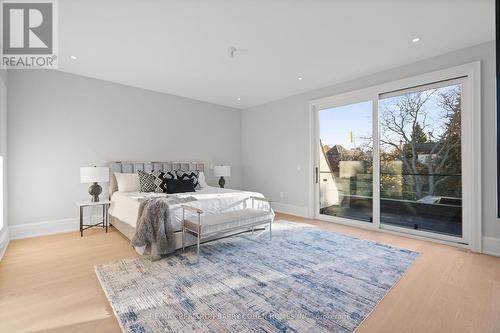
[237,97,241,101]
[297,77,303,81]
[412,37,421,43]
[70,55,77,60]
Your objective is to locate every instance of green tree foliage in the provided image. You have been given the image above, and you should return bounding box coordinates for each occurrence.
[411,123,428,144]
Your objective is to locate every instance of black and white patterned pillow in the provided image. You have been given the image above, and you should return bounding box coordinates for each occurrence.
[154,171,176,193]
[176,170,200,190]
[151,171,164,193]
[138,170,156,192]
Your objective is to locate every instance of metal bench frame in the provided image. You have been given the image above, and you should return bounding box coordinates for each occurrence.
[182,196,272,263]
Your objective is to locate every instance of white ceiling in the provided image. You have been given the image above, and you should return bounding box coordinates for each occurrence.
[58,0,494,109]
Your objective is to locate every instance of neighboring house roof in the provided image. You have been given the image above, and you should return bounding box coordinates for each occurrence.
[326,145,347,156]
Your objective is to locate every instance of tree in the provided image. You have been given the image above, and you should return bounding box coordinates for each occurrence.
[411,123,427,144]
[380,89,436,199]
[427,87,462,196]
[380,85,461,200]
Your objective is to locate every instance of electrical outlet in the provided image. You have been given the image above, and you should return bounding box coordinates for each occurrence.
[279,191,284,198]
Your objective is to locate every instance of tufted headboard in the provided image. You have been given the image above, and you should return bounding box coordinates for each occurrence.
[109,161,205,195]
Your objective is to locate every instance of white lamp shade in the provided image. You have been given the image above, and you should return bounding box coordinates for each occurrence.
[214,165,231,177]
[80,166,109,183]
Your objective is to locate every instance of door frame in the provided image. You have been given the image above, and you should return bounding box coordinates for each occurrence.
[308,62,482,252]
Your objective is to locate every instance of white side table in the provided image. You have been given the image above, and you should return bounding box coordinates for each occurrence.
[76,200,111,237]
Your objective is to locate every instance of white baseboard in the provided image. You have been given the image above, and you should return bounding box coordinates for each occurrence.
[9,213,112,240]
[0,227,9,260]
[482,236,500,257]
[9,217,80,240]
[272,202,310,218]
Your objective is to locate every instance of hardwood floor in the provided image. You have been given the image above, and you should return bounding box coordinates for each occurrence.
[1,213,500,332]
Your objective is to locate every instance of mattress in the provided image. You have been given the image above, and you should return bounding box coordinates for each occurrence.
[108,186,273,233]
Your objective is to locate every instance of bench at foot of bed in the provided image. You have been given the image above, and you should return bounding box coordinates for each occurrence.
[182,196,273,263]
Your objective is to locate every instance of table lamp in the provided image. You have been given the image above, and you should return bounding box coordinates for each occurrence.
[214,165,230,188]
[80,166,109,202]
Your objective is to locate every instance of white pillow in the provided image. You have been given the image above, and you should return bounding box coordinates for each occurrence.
[114,173,140,192]
[198,171,208,188]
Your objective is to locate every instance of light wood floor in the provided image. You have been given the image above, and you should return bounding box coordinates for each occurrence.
[1,213,500,333]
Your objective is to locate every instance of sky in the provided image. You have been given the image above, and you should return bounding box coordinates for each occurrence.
[319,101,372,150]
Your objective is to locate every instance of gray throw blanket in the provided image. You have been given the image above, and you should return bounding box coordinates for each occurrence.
[132,195,197,260]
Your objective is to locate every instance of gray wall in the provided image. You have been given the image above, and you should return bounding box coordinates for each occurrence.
[8,70,242,226]
[0,70,7,232]
[242,41,500,239]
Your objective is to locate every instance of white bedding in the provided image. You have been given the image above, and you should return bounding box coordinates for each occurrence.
[109,186,273,232]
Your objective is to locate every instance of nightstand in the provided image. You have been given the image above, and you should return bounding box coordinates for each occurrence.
[76,200,111,237]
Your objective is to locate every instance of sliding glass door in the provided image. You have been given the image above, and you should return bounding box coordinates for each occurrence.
[379,82,463,237]
[318,101,373,223]
[314,74,473,245]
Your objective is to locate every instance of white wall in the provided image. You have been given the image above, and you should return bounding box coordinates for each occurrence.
[0,69,8,256]
[242,41,500,243]
[7,70,242,232]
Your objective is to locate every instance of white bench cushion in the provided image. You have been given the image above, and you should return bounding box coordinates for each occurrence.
[184,208,272,235]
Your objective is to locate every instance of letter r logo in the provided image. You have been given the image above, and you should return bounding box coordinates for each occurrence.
[2,2,53,54]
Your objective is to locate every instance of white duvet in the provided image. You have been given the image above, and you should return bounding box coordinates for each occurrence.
[109,186,273,232]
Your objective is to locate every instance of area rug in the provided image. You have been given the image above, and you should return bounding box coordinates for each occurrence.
[95,221,418,333]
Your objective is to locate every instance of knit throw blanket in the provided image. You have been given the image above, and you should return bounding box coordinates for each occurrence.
[132,196,197,261]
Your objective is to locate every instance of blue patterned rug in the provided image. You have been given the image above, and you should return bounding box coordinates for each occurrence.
[95,221,418,333]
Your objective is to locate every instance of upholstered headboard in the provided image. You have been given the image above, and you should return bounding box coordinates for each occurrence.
[109,161,205,195]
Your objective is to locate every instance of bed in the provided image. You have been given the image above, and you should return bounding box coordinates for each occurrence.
[107,161,274,253]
